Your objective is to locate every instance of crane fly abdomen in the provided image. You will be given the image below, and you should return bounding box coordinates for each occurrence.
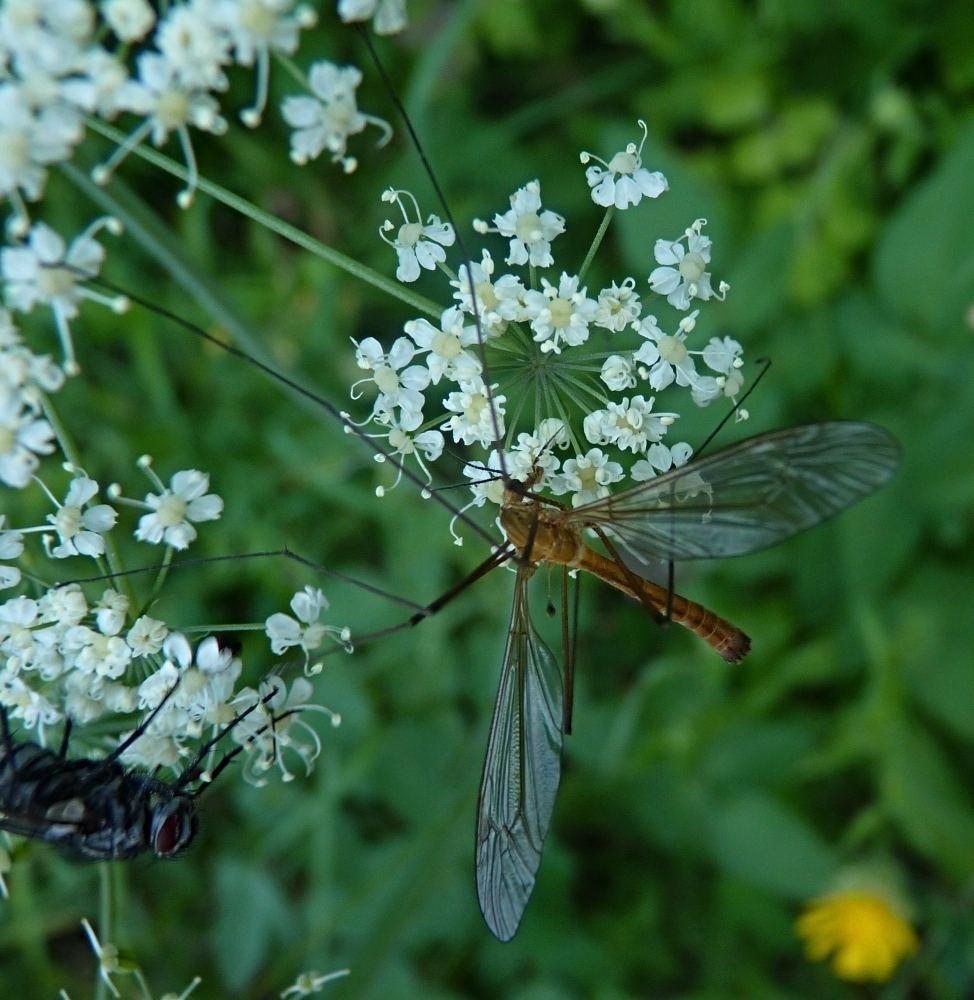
[0,736,197,861]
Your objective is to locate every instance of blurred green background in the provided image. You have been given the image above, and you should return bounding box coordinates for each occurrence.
[5,0,974,996]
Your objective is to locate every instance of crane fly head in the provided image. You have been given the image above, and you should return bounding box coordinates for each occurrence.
[149,795,199,858]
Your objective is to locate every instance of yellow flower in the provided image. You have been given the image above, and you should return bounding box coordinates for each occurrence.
[795,890,919,983]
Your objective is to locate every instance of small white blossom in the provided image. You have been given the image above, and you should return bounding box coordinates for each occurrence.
[94,588,128,636]
[379,188,455,284]
[101,0,156,41]
[523,272,598,354]
[155,2,232,92]
[126,614,167,656]
[580,120,668,210]
[441,376,506,447]
[631,441,694,480]
[37,582,86,625]
[265,586,350,671]
[583,396,678,454]
[367,413,444,494]
[600,353,636,391]
[633,313,699,392]
[337,0,406,34]
[281,60,390,173]
[550,448,624,507]
[2,217,125,374]
[280,969,350,999]
[404,306,481,384]
[451,249,525,335]
[0,516,23,589]
[97,52,229,208]
[351,335,430,430]
[62,622,132,679]
[133,465,224,550]
[649,220,726,311]
[23,474,117,558]
[0,389,55,487]
[593,278,641,332]
[476,179,565,268]
[60,46,131,119]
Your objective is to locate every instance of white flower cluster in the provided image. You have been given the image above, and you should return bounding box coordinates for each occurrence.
[353,124,745,524]
[0,0,396,234]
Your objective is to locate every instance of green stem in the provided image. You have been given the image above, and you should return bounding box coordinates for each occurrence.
[94,863,111,1000]
[578,205,615,283]
[81,117,443,319]
[271,50,312,92]
[39,394,131,599]
[146,546,174,608]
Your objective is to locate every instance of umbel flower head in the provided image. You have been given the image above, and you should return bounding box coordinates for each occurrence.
[795,884,919,983]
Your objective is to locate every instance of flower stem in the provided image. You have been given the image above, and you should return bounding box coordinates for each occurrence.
[81,117,443,319]
[94,863,112,1000]
[272,50,311,92]
[578,205,615,283]
[147,547,174,608]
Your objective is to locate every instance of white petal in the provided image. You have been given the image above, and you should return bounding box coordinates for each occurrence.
[171,469,210,501]
[395,247,421,283]
[163,521,197,550]
[0,566,21,589]
[653,239,683,266]
[185,494,224,523]
[648,266,681,295]
[81,504,117,532]
[64,477,99,507]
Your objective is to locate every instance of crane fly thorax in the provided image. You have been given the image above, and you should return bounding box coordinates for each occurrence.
[500,497,584,567]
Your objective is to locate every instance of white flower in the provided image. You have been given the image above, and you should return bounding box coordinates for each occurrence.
[593,278,641,332]
[37,582,86,625]
[379,188,455,284]
[583,396,678,454]
[404,307,481,384]
[507,425,563,489]
[280,969,350,999]
[441,376,505,447]
[101,0,156,41]
[522,272,598,354]
[60,46,130,118]
[580,120,668,210]
[134,467,224,550]
[631,441,694,480]
[24,474,117,558]
[266,586,327,653]
[476,179,565,268]
[212,0,316,126]
[126,614,167,656]
[231,675,335,782]
[351,335,430,430]
[2,218,125,374]
[336,0,406,34]
[0,516,24,589]
[0,390,55,487]
[633,313,699,392]
[155,2,232,92]
[93,588,128,636]
[97,51,229,207]
[63,622,132,678]
[136,659,180,709]
[451,249,525,335]
[459,449,507,511]
[281,60,389,173]
[368,413,444,495]
[648,220,726,311]
[600,354,636,391]
[689,334,745,406]
[550,448,624,507]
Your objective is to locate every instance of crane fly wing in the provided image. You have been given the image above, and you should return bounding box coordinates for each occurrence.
[476,566,564,942]
[566,421,900,562]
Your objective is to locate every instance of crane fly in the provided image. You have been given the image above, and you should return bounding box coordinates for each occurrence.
[475,419,899,941]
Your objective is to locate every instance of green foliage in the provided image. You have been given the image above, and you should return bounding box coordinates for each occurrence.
[5,0,974,997]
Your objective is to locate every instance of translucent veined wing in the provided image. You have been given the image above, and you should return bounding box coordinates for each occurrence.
[566,421,900,562]
[476,565,564,942]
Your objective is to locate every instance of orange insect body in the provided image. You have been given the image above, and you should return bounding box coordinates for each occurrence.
[500,493,751,664]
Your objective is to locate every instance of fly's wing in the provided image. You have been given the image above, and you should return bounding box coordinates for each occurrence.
[566,421,900,562]
[476,566,564,942]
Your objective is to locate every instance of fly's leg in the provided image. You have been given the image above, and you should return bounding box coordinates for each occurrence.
[58,720,72,759]
[591,526,670,628]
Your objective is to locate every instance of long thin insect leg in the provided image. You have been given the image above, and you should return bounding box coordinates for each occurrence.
[324,546,514,653]
[694,357,772,458]
[356,26,509,482]
[98,672,185,766]
[561,565,574,735]
[591,525,669,627]
[571,569,580,718]
[58,720,72,759]
[666,560,674,623]
[174,689,278,789]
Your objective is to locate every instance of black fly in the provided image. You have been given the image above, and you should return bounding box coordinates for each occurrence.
[0,675,280,861]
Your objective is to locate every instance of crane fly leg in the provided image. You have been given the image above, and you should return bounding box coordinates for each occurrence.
[591,526,670,627]
[561,565,575,735]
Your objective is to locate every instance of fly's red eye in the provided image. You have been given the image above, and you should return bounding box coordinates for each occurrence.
[154,814,180,856]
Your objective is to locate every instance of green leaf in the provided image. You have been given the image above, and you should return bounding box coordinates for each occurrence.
[881,719,974,882]
[873,119,974,338]
[709,792,838,899]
